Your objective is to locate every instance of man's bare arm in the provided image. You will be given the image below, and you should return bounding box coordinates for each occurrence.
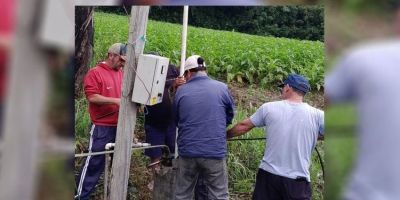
[87,94,120,106]
[227,118,255,139]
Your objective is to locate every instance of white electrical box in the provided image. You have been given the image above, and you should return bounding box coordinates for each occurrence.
[132,54,169,105]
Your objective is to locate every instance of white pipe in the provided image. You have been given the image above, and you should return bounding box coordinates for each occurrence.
[75,143,156,158]
[176,6,189,159]
[105,142,150,150]
[179,5,189,76]
[104,142,150,199]
[132,142,151,148]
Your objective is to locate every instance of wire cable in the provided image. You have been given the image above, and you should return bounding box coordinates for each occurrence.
[227,137,325,180]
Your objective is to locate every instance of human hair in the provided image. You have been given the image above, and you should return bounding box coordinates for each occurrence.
[107,52,114,59]
[188,66,206,73]
[291,87,306,97]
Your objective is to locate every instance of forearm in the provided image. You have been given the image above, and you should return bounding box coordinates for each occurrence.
[0,33,12,51]
[87,94,120,105]
[227,122,252,139]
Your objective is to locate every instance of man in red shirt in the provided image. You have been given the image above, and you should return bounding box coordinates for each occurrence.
[0,0,15,136]
[75,43,126,200]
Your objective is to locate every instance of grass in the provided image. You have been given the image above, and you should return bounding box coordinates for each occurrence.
[75,98,90,152]
[325,104,357,200]
[227,105,265,194]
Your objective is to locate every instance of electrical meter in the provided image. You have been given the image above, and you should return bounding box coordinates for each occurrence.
[132,54,169,105]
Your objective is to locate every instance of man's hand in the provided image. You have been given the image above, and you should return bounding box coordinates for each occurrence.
[133,135,139,144]
[138,105,144,113]
[173,76,186,88]
[114,98,121,106]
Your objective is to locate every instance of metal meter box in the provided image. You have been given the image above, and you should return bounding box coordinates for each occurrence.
[132,54,169,105]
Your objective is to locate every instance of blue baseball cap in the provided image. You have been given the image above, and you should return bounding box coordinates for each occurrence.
[279,74,311,94]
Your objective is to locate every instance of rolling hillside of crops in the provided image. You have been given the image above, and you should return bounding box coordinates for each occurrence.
[93,12,325,90]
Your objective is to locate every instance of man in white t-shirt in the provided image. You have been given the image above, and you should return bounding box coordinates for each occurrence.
[324,5,400,200]
[227,74,324,200]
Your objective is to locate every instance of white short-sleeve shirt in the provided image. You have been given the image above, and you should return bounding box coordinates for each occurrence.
[325,40,400,200]
[250,100,324,182]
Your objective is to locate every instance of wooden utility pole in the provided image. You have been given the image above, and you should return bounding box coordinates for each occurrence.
[0,0,48,199]
[109,6,150,200]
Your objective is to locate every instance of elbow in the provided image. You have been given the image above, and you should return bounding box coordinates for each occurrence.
[87,96,96,103]
[87,94,99,104]
[244,126,253,133]
[238,123,252,134]
[318,134,324,141]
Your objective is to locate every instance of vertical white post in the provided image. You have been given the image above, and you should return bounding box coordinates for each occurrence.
[179,6,189,76]
[175,5,189,158]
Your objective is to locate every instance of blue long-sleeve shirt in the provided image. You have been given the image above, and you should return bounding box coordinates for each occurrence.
[173,74,235,159]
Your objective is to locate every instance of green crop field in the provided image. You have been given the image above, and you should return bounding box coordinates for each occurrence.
[75,11,327,200]
[93,12,324,90]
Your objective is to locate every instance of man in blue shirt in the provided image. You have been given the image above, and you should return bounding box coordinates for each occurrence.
[173,55,235,200]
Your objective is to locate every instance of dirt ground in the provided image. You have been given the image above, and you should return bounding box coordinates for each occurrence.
[228,82,325,110]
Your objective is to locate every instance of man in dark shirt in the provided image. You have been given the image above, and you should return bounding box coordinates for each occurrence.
[144,64,185,190]
[144,64,183,164]
[173,55,235,200]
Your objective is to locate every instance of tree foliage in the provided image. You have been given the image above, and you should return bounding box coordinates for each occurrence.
[97,6,324,41]
[150,6,324,41]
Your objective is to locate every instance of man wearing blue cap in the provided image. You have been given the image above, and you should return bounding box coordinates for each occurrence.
[227,74,324,200]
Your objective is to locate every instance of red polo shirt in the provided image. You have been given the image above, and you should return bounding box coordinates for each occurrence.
[0,0,15,102]
[84,62,123,126]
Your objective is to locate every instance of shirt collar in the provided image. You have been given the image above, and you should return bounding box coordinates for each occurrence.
[188,73,209,83]
[99,62,119,71]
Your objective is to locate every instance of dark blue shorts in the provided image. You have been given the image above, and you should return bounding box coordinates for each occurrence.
[144,123,176,159]
[252,169,311,200]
